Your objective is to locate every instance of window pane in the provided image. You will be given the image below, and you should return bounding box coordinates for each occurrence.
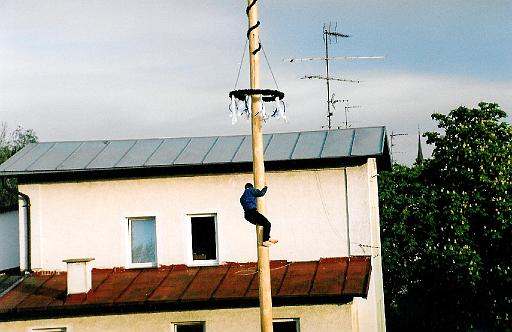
[175,322,204,332]
[191,216,217,260]
[273,320,298,332]
[131,218,156,264]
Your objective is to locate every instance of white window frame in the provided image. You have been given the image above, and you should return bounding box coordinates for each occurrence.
[273,318,300,332]
[186,213,219,267]
[127,216,157,268]
[171,321,205,332]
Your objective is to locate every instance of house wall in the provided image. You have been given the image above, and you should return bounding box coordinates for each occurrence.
[15,161,386,332]
[351,159,386,332]
[0,210,19,271]
[0,304,353,332]
[18,167,376,271]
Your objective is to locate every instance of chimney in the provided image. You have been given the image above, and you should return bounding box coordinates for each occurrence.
[62,258,95,295]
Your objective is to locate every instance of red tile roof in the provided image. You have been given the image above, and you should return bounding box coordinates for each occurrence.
[0,257,371,320]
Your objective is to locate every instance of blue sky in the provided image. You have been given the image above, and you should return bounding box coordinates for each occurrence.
[1,1,511,164]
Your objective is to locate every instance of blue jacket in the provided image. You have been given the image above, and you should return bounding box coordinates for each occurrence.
[240,186,267,210]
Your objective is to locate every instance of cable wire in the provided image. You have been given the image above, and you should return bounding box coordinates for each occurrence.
[260,40,280,90]
[234,38,248,90]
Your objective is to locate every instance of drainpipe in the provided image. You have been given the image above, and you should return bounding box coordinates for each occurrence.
[344,168,351,256]
[2,178,31,275]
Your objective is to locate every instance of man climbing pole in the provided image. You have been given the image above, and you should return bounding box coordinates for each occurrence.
[240,183,279,247]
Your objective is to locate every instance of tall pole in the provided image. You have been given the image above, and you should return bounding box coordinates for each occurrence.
[247,1,273,332]
[324,28,332,130]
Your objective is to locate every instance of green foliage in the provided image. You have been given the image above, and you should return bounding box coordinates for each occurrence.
[380,102,512,330]
[0,123,38,211]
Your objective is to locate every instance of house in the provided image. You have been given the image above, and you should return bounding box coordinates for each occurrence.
[0,127,390,332]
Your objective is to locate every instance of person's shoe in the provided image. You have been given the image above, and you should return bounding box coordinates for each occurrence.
[269,238,279,244]
[262,241,272,247]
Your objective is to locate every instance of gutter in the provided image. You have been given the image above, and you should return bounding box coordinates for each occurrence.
[2,178,31,275]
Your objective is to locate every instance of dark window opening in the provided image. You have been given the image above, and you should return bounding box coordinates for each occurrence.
[273,320,299,332]
[175,322,204,332]
[191,216,217,261]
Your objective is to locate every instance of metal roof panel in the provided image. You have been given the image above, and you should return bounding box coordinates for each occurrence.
[351,127,385,156]
[86,270,140,305]
[0,143,37,172]
[203,136,245,164]
[291,131,327,159]
[310,257,347,295]
[115,139,164,168]
[86,140,137,169]
[181,265,230,301]
[174,137,217,165]
[116,269,169,303]
[321,129,355,158]
[148,266,199,302]
[232,134,272,163]
[0,127,389,176]
[27,142,82,171]
[265,133,299,161]
[5,143,55,172]
[16,274,66,309]
[57,141,109,170]
[144,138,190,166]
[212,263,256,299]
[0,257,372,319]
[277,261,317,296]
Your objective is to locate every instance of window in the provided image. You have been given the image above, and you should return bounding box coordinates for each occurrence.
[273,319,300,332]
[189,214,218,265]
[128,217,157,267]
[173,322,205,332]
[31,328,67,332]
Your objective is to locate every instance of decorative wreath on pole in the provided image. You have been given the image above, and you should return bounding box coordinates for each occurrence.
[227,0,286,125]
[228,89,286,124]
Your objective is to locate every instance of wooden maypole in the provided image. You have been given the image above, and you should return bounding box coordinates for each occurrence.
[246,1,273,331]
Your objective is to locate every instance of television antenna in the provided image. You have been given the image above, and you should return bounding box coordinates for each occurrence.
[284,22,384,130]
[342,102,361,128]
[390,131,408,165]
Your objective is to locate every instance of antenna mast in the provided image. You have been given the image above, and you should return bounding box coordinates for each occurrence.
[324,23,349,130]
[285,23,383,129]
[389,131,408,165]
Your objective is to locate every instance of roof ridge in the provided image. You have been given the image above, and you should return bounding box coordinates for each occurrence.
[13,126,387,146]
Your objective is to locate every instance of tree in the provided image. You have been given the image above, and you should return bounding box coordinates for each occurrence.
[0,123,38,211]
[380,102,512,330]
[379,163,441,329]
[424,102,511,329]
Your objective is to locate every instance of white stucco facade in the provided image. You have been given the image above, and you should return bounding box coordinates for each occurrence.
[0,210,19,271]
[1,304,354,332]
[14,159,386,331]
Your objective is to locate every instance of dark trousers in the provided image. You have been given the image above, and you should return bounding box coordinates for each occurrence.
[244,209,271,241]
